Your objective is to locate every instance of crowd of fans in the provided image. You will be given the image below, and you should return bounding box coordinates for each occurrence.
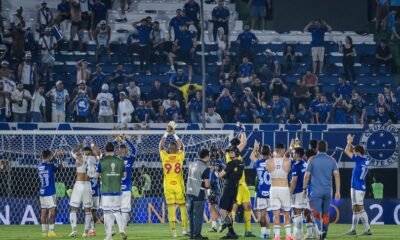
[0,0,398,126]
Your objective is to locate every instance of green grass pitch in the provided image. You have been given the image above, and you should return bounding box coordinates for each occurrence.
[0,223,398,240]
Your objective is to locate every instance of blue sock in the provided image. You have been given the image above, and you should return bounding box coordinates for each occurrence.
[322,224,329,235]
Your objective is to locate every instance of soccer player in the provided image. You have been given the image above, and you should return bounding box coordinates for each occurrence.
[216,145,245,239]
[290,147,308,240]
[250,140,271,239]
[344,134,372,236]
[97,142,126,240]
[88,144,102,237]
[226,123,256,237]
[38,149,63,238]
[159,121,189,237]
[117,134,138,234]
[266,143,293,240]
[208,145,224,232]
[69,139,98,237]
[303,140,341,240]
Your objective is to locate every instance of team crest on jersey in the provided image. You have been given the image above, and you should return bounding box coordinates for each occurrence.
[360,124,399,167]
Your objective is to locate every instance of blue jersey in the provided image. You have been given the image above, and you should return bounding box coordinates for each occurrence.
[237,31,257,50]
[121,139,137,192]
[37,161,58,197]
[254,159,271,198]
[210,159,224,192]
[76,96,90,117]
[291,160,307,194]
[90,177,100,197]
[351,154,369,191]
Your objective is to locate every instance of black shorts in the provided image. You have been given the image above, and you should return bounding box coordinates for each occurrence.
[208,189,220,205]
[177,50,193,65]
[71,21,83,29]
[219,185,238,212]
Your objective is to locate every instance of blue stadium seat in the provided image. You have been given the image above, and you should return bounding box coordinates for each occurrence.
[17,123,38,130]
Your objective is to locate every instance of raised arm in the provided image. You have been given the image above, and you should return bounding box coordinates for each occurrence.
[237,124,247,152]
[250,140,260,162]
[304,21,313,32]
[345,134,354,158]
[125,137,138,158]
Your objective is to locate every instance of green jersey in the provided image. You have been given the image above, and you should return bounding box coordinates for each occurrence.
[372,182,384,199]
[97,155,124,195]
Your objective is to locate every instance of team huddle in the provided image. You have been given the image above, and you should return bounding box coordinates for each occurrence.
[37,122,372,240]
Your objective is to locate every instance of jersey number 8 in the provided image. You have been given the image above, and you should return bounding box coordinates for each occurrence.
[164,163,181,174]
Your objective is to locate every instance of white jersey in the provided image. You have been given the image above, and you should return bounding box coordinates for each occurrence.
[270,157,288,179]
[118,99,134,124]
[84,155,97,178]
[20,63,35,85]
[96,92,114,116]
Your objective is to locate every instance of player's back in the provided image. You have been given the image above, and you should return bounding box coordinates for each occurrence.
[160,150,184,189]
[308,153,338,194]
[254,159,271,198]
[292,160,307,194]
[37,162,57,196]
[351,154,369,191]
[225,153,246,185]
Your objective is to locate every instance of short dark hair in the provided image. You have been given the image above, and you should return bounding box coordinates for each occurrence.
[105,142,114,152]
[230,138,241,147]
[119,144,127,149]
[199,149,210,159]
[294,147,305,158]
[354,145,365,155]
[317,140,328,152]
[83,146,92,152]
[309,139,318,149]
[42,150,52,159]
[275,143,285,150]
[261,144,271,156]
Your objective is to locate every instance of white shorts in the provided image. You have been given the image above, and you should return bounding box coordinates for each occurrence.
[291,192,308,209]
[101,195,122,211]
[269,186,291,212]
[121,191,132,213]
[70,181,93,209]
[311,47,325,62]
[92,196,100,210]
[40,195,57,209]
[254,197,270,211]
[351,188,365,206]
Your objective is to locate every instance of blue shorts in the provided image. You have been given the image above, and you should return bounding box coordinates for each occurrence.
[250,5,266,17]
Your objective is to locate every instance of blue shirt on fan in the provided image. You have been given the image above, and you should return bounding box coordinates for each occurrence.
[254,158,271,198]
[37,161,59,197]
[177,30,194,52]
[309,26,327,47]
[351,154,369,191]
[76,96,90,117]
[121,139,137,192]
[291,160,307,194]
[136,25,152,45]
[237,31,258,50]
[184,2,200,22]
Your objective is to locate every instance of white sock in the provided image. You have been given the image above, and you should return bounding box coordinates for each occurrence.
[49,224,54,232]
[211,220,217,228]
[218,217,224,225]
[351,212,360,231]
[284,224,292,236]
[114,211,123,233]
[294,215,302,235]
[70,212,77,232]
[41,224,49,233]
[122,212,130,232]
[313,224,320,236]
[274,225,280,237]
[306,222,314,235]
[90,216,95,231]
[359,210,370,231]
[84,212,92,234]
[261,226,268,235]
[104,212,115,238]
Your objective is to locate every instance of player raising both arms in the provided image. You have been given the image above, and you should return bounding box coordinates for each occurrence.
[88,143,102,237]
[159,121,189,237]
[250,140,271,239]
[344,134,372,236]
[69,138,99,237]
[38,149,63,238]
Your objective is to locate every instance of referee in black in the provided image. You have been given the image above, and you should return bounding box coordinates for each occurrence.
[186,149,211,240]
[216,145,244,239]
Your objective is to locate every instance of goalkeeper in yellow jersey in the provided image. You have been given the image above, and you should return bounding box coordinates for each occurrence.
[220,122,256,237]
[159,121,189,237]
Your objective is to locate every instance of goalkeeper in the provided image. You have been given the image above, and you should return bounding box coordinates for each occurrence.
[159,121,189,237]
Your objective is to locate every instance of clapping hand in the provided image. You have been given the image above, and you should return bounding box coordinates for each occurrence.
[347,134,354,145]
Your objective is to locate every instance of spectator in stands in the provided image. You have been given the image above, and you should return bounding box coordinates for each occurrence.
[339,36,357,82]
[309,90,321,122]
[374,40,395,74]
[348,91,366,125]
[315,95,331,124]
[10,7,25,29]
[0,82,9,122]
[30,86,46,122]
[23,27,36,54]
[237,100,256,123]
[148,79,166,109]
[304,19,332,75]
[116,0,132,23]
[292,79,311,109]
[236,24,258,62]
[376,0,390,33]
[55,0,70,28]
[384,10,400,40]
[169,9,186,40]
[212,0,230,42]
[205,105,223,123]
[216,87,234,122]
[251,78,266,103]
[126,80,141,106]
[163,92,181,110]
[169,68,190,95]
[118,92,134,127]
[283,45,295,74]
[0,61,12,81]
[240,87,259,109]
[154,105,168,123]
[39,28,56,82]
[238,57,254,85]
[375,93,391,114]
[271,94,286,123]
[168,24,197,79]
[286,113,302,124]
[133,18,153,75]
[91,0,108,35]
[216,29,228,64]
[37,1,53,33]
[258,100,272,123]
[69,0,84,51]
[333,76,352,101]
[46,81,70,123]
[71,80,93,100]
[248,0,271,30]
[383,85,393,102]
[79,0,92,34]
[110,64,131,87]
[89,64,107,96]
[296,103,313,124]
[18,52,38,93]
[70,89,91,122]
[93,20,111,62]
[186,90,203,123]
[390,89,400,123]
[112,83,128,106]
[134,99,150,123]
[263,49,280,75]
[302,70,319,95]
[184,0,201,40]
[150,21,166,74]
[76,60,91,85]
[6,23,25,61]
[11,82,32,122]
[92,83,115,123]
[166,99,182,122]
[269,76,289,109]
[0,45,8,63]
[374,106,390,124]
[333,98,349,124]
